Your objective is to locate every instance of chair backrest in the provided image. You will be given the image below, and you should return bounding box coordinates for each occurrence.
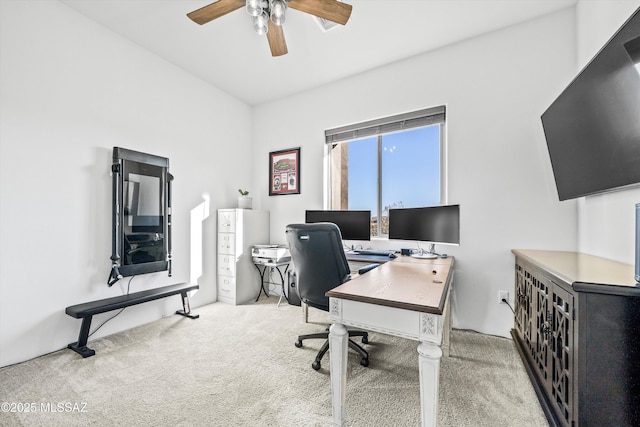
[285,223,350,312]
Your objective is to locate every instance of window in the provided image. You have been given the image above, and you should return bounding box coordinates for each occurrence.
[326,107,446,237]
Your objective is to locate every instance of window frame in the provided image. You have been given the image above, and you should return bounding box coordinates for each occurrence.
[324,107,447,238]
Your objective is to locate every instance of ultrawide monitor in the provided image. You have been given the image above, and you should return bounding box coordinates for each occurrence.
[388,205,460,245]
[305,210,371,241]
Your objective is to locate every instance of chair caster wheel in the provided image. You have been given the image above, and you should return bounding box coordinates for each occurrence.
[312,361,321,370]
[360,358,369,367]
[362,336,369,344]
[295,340,302,348]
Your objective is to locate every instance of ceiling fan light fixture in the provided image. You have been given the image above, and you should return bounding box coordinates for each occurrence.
[246,0,263,17]
[253,11,270,35]
[187,0,353,57]
[270,0,287,26]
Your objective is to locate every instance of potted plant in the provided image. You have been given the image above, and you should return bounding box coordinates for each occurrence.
[237,189,252,209]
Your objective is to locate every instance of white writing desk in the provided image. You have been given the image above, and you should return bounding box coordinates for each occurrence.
[326,256,454,426]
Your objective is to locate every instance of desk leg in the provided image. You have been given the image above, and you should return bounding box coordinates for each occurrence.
[254,264,268,302]
[417,342,442,427]
[329,322,348,427]
[275,266,288,307]
[442,289,452,358]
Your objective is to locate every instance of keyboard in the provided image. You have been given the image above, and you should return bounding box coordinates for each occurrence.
[354,249,395,256]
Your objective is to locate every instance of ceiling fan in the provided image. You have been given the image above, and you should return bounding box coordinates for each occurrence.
[187,0,353,57]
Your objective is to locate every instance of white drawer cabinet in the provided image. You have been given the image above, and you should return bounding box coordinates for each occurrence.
[216,209,269,305]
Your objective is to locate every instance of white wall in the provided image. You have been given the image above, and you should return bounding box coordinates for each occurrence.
[0,0,252,367]
[3,0,634,368]
[576,0,640,264]
[253,9,579,337]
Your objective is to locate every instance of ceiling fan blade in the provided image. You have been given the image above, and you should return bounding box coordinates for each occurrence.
[267,21,288,57]
[288,0,352,25]
[187,0,244,25]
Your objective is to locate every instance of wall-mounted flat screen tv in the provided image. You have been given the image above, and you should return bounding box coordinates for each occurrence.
[541,7,640,201]
[305,210,371,241]
[636,203,640,283]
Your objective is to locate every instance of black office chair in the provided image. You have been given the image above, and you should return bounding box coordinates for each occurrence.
[285,223,370,370]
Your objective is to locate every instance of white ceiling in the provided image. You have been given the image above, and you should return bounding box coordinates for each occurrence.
[59,0,577,105]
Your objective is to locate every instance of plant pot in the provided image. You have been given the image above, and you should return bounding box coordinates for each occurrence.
[238,196,253,209]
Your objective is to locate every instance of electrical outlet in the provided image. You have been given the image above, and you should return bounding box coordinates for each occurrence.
[498,291,509,304]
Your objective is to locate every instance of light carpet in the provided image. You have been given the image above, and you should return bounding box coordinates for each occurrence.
[0,296,547,426]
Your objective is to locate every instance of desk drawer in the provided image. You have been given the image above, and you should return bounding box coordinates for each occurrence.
[217,233,236,254]
[218,254,236,276]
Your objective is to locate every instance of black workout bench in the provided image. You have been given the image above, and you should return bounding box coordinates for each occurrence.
[65,283,199,358]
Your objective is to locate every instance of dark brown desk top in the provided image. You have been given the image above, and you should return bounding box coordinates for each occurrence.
[327,256,454,315]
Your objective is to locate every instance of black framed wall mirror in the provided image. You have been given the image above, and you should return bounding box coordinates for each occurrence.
[109,147,173,286]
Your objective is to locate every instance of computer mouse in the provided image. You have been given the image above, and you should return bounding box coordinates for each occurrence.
[389,253,397,259]
[440,254,448,258]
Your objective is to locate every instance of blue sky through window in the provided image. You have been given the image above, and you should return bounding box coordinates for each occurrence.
[347,126,441,217]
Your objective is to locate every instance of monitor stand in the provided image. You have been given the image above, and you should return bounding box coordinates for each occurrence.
[410,243,438,259]
[411,252,438,259]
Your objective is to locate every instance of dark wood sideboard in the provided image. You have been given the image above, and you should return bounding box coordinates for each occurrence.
[511,250,640,427]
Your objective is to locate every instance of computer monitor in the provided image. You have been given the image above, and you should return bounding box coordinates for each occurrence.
[388,205,460,257]
[305,210,371,241]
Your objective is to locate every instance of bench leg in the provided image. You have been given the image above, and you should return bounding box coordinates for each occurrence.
[176,292,199,319]
[68,316,96,358]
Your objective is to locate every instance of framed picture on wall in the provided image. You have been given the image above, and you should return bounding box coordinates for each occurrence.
[269,147,300,196]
